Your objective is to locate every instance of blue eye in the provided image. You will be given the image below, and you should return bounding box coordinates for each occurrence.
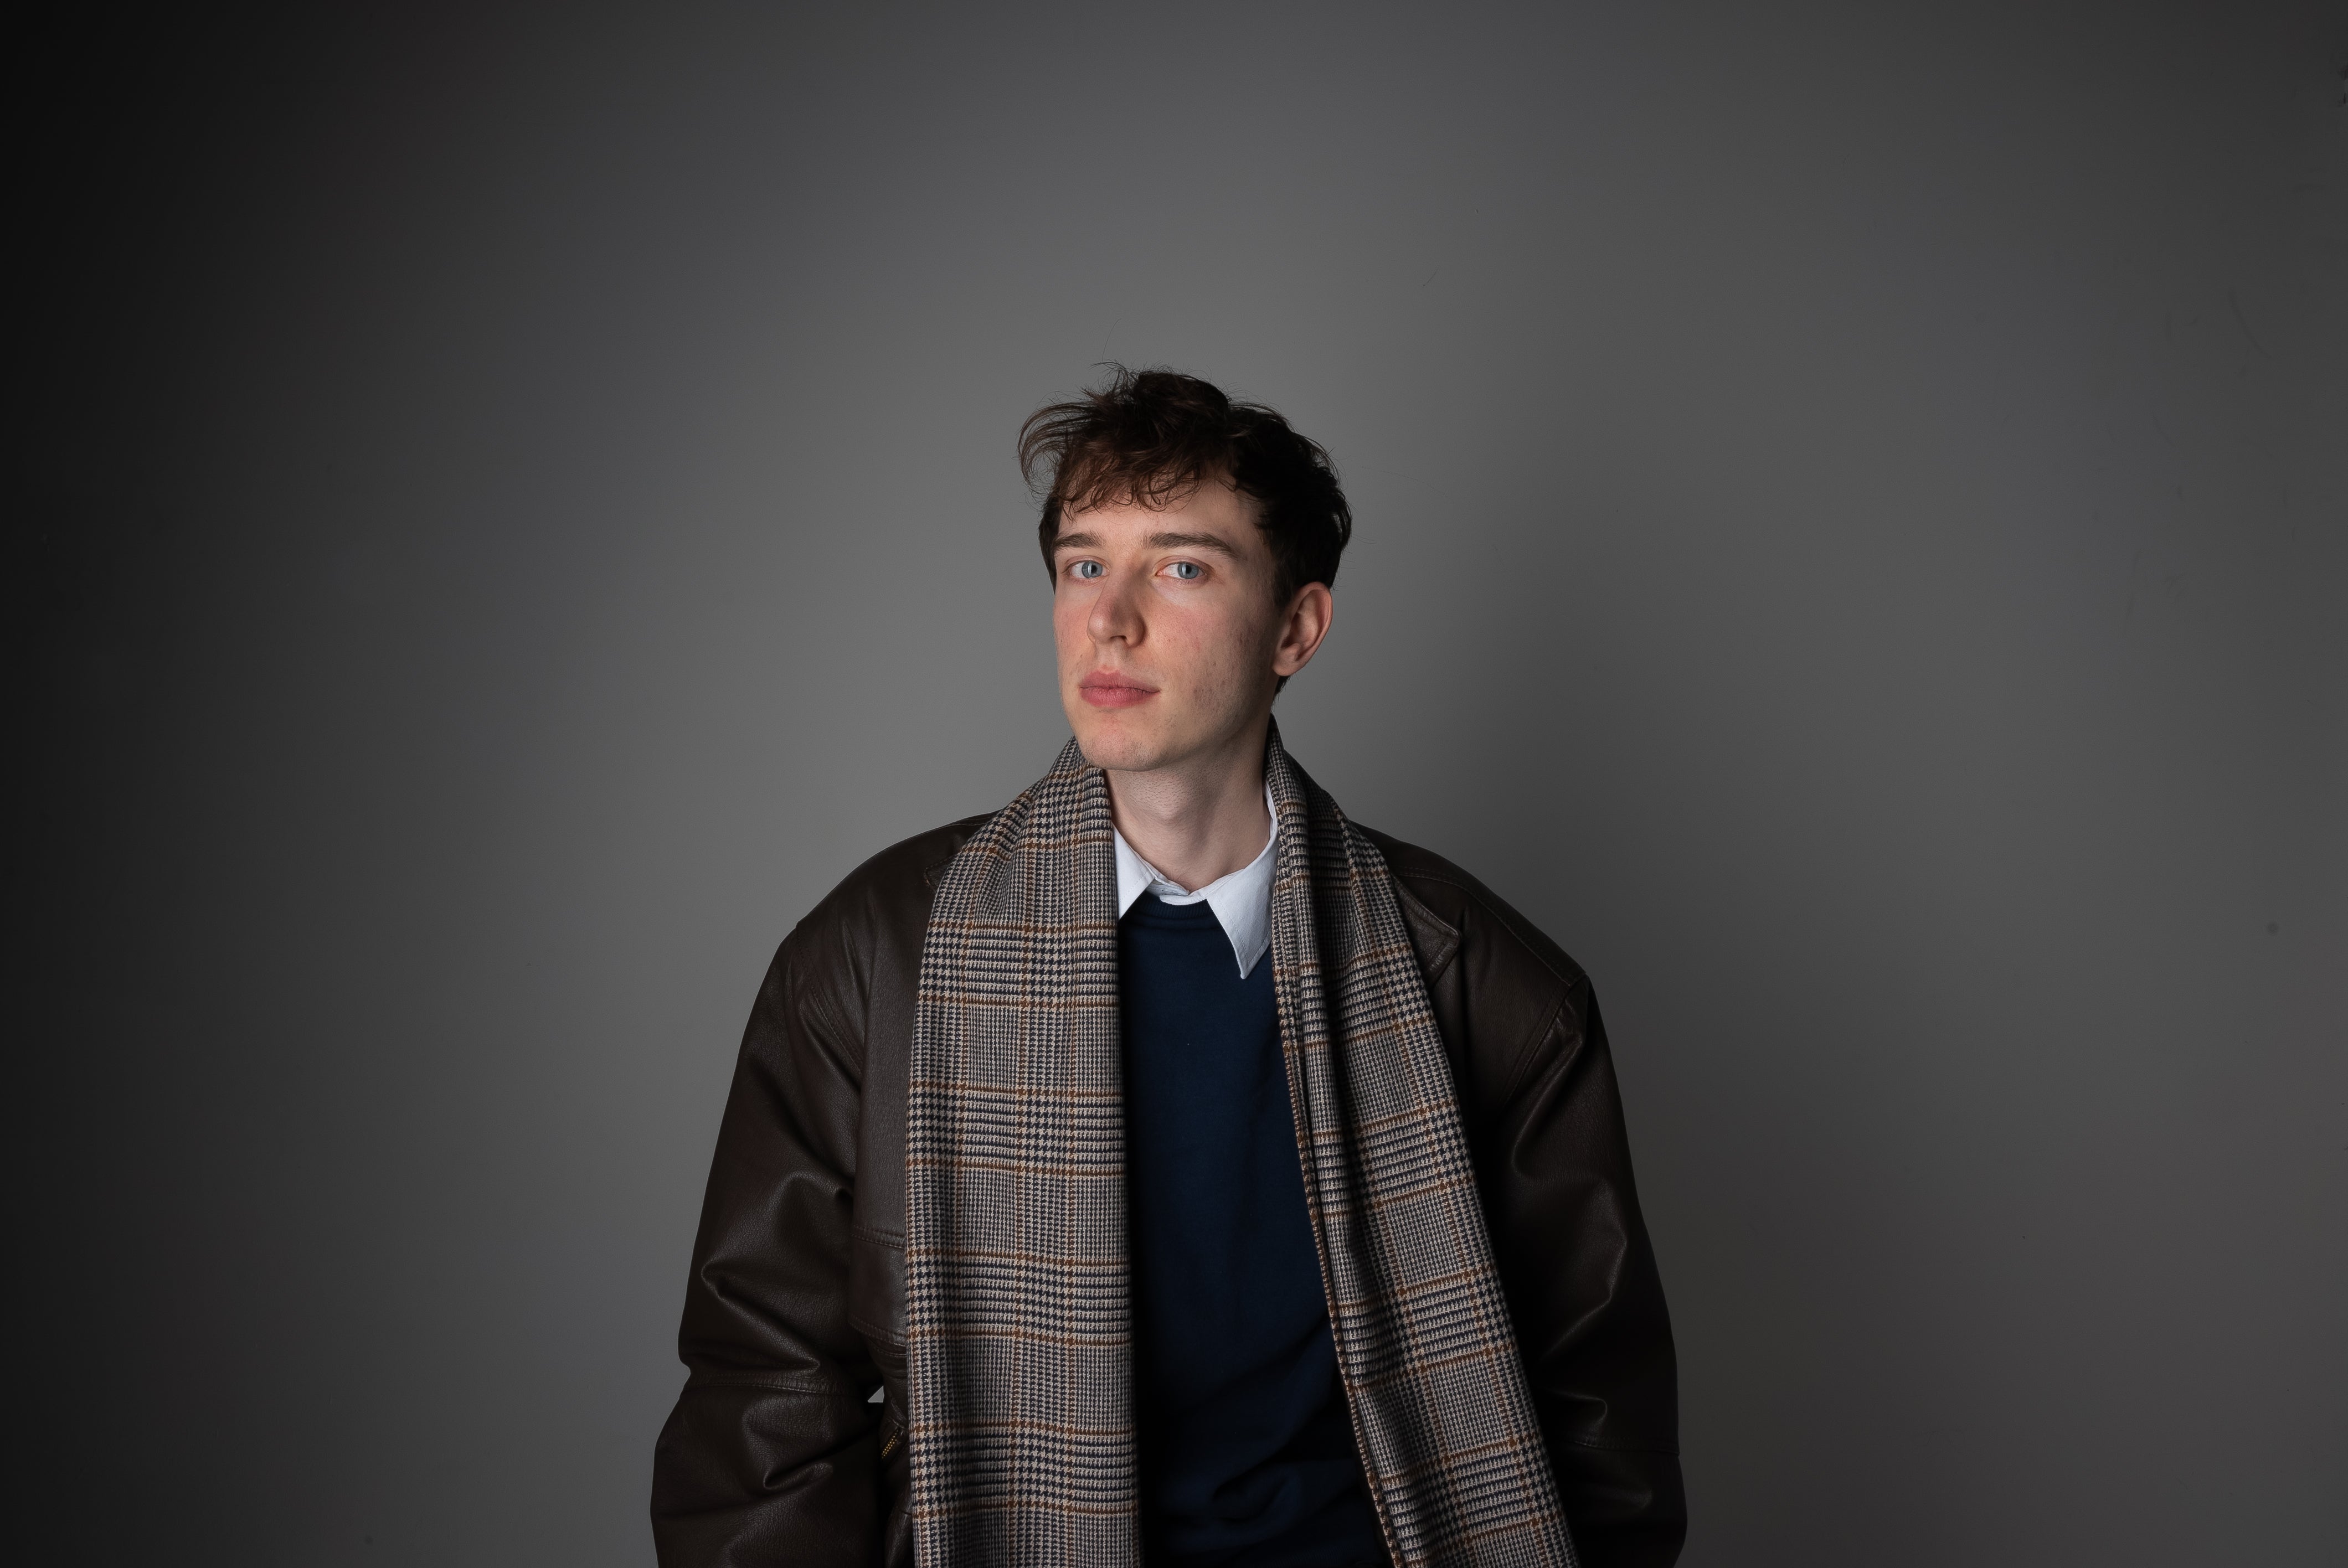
[1167,561,1202,581]
[1070,560,1104,580]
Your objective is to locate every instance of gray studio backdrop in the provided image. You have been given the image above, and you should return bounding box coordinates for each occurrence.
[18,2,2345,1564]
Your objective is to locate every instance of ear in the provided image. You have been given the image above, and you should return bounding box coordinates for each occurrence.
[1271,582,1334,678]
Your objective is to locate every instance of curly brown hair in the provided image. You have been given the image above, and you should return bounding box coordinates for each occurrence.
[1019,367,1352,605]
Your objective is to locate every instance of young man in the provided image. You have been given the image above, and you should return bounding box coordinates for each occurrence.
[651,371,1683,1567]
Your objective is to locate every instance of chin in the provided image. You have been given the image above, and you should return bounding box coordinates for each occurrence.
[1065,710,1173,774]
[1071,730,1163,773]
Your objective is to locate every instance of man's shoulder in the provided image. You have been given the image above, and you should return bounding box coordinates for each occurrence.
[838,812,994,899]
[1358,824,1589,1000]
[797,812,994,942]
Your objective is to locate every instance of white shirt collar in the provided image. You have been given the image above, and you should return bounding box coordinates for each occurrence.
[1111,786,1276,978]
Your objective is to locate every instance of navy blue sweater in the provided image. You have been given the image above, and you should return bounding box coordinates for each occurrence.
[1118,893,1385,1567]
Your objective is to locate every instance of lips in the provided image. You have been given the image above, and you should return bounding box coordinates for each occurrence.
[1077,671,1158,709]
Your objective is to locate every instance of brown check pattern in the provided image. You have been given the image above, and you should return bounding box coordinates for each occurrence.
[907,733,1575,1568]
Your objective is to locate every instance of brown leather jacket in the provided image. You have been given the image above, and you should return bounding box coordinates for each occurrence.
[651,816,1685,1566]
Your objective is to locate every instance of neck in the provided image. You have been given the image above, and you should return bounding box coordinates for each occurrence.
[1103,718,1274,893]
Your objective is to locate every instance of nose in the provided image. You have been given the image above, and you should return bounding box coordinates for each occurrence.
[1086,564,1145,647]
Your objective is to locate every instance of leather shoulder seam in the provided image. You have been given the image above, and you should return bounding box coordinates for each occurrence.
[1385,874,1461,987]
[774,930,867,1080]
[1501,995,1571,1108]
[1398,871,1582,993]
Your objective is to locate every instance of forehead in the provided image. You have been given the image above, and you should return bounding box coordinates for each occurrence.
[1053,479,1265,555]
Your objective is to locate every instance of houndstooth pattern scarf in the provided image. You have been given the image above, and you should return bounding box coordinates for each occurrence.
[906,731,1575,1568]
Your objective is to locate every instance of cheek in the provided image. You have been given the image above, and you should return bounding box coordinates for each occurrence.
[1052,596,1087,661]
[1166,603,1260,691]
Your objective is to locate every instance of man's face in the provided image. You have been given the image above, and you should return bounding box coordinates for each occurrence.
[1051,479,1322,774]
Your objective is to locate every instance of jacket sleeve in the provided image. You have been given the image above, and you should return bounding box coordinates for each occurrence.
[1486,981,1687,1568]
[651,927,884,1566]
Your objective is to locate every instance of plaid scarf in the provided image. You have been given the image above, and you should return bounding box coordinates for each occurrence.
[907,731,1575,1568]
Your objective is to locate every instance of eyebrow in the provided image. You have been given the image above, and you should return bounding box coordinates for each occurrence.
[1145,531,1242,557]
[1049,529,1241,558]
